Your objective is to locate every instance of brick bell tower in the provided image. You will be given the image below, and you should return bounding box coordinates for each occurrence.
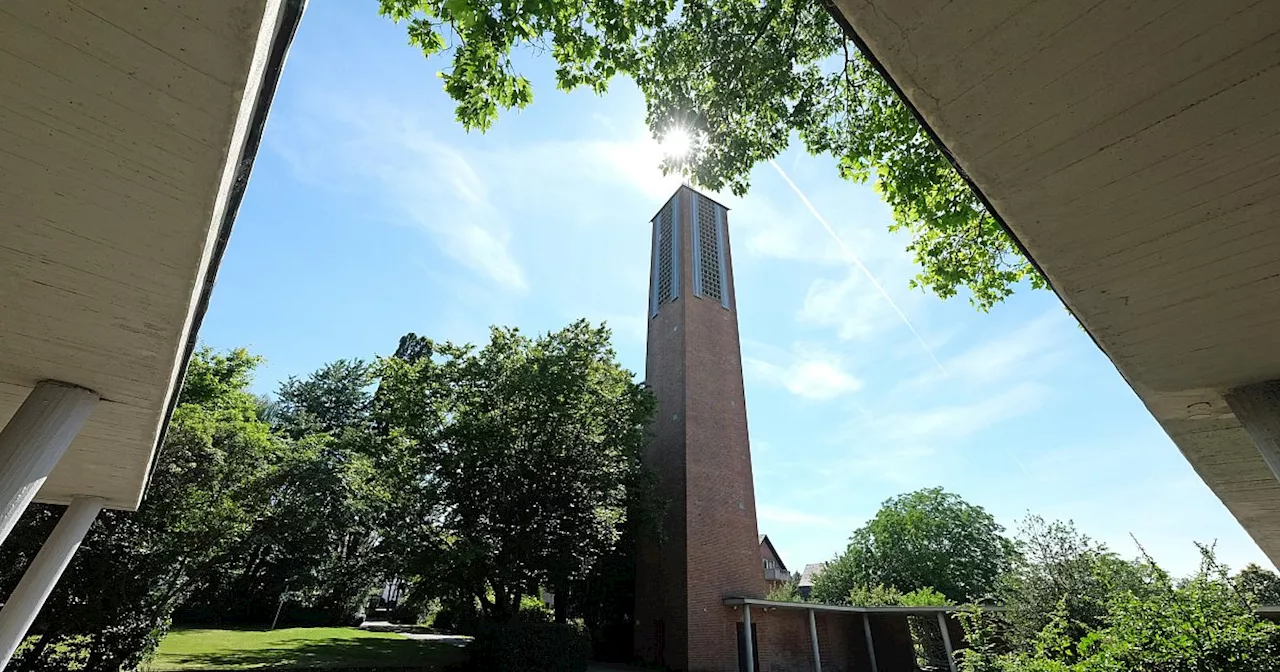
[634,185,765,671]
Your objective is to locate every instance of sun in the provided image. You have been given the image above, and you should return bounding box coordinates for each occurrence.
[659,127,692,160]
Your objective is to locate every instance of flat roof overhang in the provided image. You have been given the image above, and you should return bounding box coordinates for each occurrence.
[0,0,304,509]
[724,597,998,615]
[825,0,1280,562]
[728,598,1280,618]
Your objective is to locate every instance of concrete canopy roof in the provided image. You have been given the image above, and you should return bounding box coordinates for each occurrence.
[826,0,1280,562]
[724,597,1002,615]
[0,0,303,510]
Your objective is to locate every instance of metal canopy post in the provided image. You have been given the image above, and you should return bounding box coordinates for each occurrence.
[807,608,821,672]
[0,497,104,669]
[937,612,957,672]
[861,613,879,672]
[743,603,755,672]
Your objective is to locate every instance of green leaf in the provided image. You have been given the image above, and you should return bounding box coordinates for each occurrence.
[379,0,1047,309]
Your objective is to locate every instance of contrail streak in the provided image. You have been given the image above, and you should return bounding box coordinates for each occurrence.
[769,159,947,376]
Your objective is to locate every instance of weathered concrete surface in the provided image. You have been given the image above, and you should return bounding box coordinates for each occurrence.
[0,0,300,509]
[828,0,1280,563]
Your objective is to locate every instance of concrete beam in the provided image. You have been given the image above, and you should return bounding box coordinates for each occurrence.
[823,0,1280,564]
[1225,381,1280,484]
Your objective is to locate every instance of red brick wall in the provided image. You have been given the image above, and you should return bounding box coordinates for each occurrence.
[632,188,951,672]
[749,608,873,672]
[633,188,689,667]
[635,187,765,671]
[754,609,811,672]
[815,611,864,672]
[867,614,916,672]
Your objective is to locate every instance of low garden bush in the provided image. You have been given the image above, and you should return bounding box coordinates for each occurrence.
[463,622,591,672]
[957,547,1280,672]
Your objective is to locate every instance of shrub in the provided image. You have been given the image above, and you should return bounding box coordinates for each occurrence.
[432,595,484,636]
[765,580,804,602]
[389,599,427,625]
[843,585,954,669]
[464,622,591,672]
[961,546,1280,671]
[518,594,555,623]
[998,516,1153,652]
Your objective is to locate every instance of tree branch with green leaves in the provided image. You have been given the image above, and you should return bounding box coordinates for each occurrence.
[379,0,1046,309]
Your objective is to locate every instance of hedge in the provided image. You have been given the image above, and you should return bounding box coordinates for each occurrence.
[463,622,591,672]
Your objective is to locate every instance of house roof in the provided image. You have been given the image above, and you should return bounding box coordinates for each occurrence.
[799,563,827,587]
[758,534,788,572]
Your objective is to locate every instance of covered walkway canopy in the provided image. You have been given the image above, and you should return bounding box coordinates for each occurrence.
[0,0,303,665]
[826,0,1280,563]
[724,598,984,672]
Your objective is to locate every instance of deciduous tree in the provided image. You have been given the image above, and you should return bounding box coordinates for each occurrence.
[375,320,655,622]
[271,359,374,439]
[0,349,276,671]
[185,359,389,626]
[812,487,1013,604]
[378,0,1046,309]
[997,516,1152,653]
[1235,563,1280,606]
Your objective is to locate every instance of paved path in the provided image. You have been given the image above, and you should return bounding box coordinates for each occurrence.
[360,621,471,647]
[396,632,471,647]
[364,621,655,664]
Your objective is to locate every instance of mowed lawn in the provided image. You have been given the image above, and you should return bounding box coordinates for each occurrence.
[150,627,468,670]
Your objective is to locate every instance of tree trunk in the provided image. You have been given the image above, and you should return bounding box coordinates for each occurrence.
[494,585,513,622]
[236,543,270,601]
[16,621,61,672]
[83,636,108,672]
[554,583,568,624]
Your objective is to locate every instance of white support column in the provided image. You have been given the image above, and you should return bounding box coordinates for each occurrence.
[861,613,879,672]
[742,603,755,672]
[1226,381,1280,482]
[937,612,957,672]
[0,497,104,670]
[0,382,99,547]
[807,608,821,672]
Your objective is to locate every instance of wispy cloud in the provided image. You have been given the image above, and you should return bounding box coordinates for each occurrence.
[770,160,944,374]
[942,312,1072,384]
[745,347,862,400]
[875,382,1052,442]
[274,100,530,292]
[798,271,898,341]
[592,314,648,346]
[820,312,1073,487]
[729,197,846,264]
[897,309,1074,397]
[758,504,857,530]
[838,443,948,487]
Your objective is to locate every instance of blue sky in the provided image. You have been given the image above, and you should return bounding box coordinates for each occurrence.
[199,0,1270,577]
